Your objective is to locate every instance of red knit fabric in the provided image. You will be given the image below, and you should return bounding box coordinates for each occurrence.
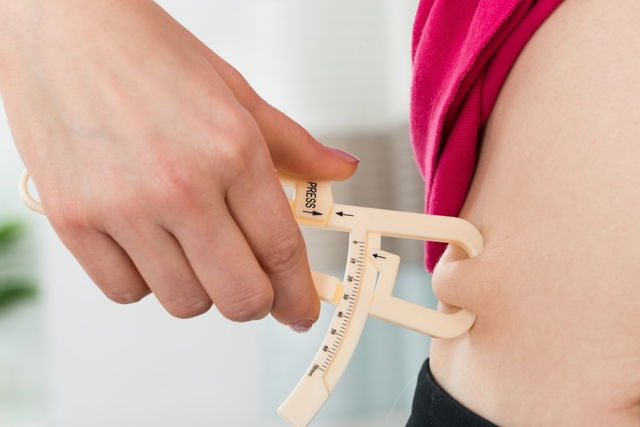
[410,0,564,272]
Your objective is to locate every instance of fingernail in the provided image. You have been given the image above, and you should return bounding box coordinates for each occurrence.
[328,147,360,163]
[288,319,314,333]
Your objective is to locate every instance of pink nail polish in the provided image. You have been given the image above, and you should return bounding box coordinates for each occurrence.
[288,319,314,333]
[328,147,360,163]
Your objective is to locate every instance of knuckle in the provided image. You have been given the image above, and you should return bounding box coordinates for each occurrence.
[260,230,305,276]
[165,294,212,319]
[136,136,208,213]
[149,165,205,214]
[218,286,273,322]
[48,204,92,233]
[204,109,259,168]
[159,173,199,209]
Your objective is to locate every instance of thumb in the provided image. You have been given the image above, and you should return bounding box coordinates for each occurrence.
[252,102,360,181]
[200,48,359,181]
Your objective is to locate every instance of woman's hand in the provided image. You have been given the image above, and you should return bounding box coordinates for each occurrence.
[0,0,358,330]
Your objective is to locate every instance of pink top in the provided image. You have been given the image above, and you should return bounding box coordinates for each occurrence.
[410,0,564,272]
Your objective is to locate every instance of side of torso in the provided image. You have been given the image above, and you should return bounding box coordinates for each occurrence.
[428,0,640,425]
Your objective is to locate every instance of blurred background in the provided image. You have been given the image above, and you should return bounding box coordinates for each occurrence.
[0,1,445,426]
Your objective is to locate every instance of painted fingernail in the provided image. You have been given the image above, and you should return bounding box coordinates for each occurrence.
[288,319,314,333]
[328,147,360,163]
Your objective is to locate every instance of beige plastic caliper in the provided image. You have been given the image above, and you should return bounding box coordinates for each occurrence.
[19,171,483,427]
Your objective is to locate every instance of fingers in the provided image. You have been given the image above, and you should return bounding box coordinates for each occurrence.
[199,48,359,180]
[225,154,320,328]
[48,213,150,304]
[168,201,275,323]
[107,222,212,319]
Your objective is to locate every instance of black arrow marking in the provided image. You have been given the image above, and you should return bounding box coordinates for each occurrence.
[372,253,386,259]
[336,211,354,217]
[303,210,323,216]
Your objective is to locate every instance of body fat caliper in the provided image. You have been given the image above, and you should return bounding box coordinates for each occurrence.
[19,171,483,427]
[278,174,482,426]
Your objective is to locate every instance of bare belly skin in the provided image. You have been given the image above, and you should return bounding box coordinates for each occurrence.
[427,0,640,425]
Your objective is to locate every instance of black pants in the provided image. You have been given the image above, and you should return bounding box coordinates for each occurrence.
[406,359,498,427]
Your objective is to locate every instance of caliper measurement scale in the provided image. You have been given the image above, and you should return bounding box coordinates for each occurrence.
[19,171,483,427]
[315,232,367,375]
[281,225,381,426]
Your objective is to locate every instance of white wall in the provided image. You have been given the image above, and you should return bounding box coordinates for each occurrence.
[0,104,26,216]
[161,0,416,136]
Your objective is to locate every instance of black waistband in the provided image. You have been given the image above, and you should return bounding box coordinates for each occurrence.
[406,358,499,427]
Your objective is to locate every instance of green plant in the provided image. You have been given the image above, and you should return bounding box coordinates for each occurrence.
[0,221,37,314]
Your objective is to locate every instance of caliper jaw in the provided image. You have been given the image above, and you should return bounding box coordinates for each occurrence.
[368,249,476,339]
[312,249,475,339]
